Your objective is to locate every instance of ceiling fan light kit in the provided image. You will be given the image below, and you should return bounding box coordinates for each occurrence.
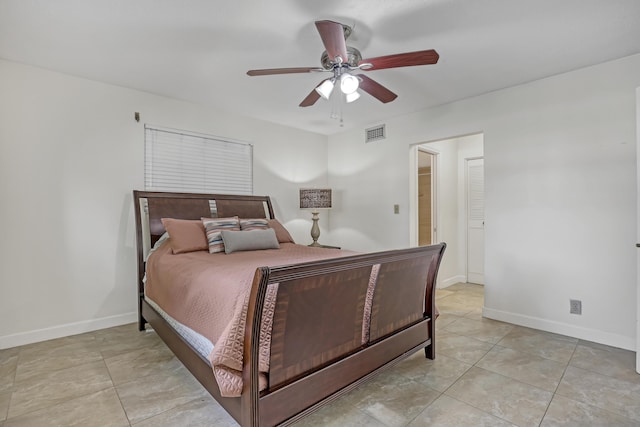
[345,91,360,103]
[340,73,359,94]
[315,71,359,100]
[247,19,439,120]
[315,79,335,99]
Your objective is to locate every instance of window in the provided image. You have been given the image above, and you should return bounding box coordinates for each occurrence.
[144,126,253,194]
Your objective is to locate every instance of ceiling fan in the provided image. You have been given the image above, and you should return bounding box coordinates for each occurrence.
[247,20,439,107]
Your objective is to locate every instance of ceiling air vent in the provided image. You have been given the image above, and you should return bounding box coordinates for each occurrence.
[365,125,386,143]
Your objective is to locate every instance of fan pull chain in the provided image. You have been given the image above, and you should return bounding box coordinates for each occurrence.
[328,89,345,126]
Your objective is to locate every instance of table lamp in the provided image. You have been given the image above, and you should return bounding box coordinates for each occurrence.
[299,188,332,247]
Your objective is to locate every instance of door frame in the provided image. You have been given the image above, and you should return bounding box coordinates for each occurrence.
[635,86,639,373]
[409,145,439,247]
[418,148,437,245]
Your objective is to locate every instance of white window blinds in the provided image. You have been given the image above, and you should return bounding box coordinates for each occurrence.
[144,126,253,194]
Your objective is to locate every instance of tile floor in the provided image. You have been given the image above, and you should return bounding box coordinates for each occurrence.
[1,283,639,426]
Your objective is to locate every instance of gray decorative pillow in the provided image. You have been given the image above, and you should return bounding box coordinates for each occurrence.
[220,228,280,254]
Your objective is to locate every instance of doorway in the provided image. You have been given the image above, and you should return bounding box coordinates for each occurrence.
[410,133,484,288]
[418,149,436,245]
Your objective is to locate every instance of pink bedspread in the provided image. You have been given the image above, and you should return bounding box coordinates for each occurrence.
[145,241,354,397]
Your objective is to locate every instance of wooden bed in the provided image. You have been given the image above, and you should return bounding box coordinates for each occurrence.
[133,190,446,426]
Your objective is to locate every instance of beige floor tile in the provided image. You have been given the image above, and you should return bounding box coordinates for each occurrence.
[104,341,183,385]
[436,294,484,317]
[116,365,208,424]
[443,316,514,344]
[92,322,140,339]
[462,311,486,321]
[8,282,640,427]
[4,388,128,427]
[290,391,387,427]
[132,396,237,426]
[497,326,577,364]
[340,369,406,405]
[439,287,484,308]
[541,394,638,427]
[14,335,103,383]
[0,348,19,361]
[8,360,113,419]
[446,367,553,427]
[393,351,472,392]
[15,333,97,361]
[445,283,484,294]
[570,340,640,384]
[16,333,96,353]
[408,395,517,426]
[435,289,455,300]
[476,345,566,391]
[94,323,163,359]
[436,330,494,364]
[348,373,440,427]
[0,349,18,394]
[0,392,10,422]
[434,313,462,330]
[556,365,640,422]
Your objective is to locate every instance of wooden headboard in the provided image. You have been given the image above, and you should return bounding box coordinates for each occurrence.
[132,190,275,298]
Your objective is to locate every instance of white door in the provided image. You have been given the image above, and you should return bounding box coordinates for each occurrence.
[467,158,485,284]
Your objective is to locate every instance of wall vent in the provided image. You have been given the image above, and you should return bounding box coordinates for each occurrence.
[365,124,386,143]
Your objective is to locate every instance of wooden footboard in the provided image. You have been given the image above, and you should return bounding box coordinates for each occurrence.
[242,244,446,426]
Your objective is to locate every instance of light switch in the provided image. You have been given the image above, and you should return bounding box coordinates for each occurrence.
[393,204,399,214]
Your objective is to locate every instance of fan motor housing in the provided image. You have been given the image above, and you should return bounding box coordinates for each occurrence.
[321,46,362,69]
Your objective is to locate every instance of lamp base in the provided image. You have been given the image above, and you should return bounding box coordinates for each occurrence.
[309,211,321,246]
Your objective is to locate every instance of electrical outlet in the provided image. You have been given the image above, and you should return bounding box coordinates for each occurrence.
[393,204,399,214]
[570,299,582,315]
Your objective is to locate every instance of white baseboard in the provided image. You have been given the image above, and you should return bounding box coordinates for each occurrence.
[0,312,137,350]
[438,275,467,289]
[483,307,635,351]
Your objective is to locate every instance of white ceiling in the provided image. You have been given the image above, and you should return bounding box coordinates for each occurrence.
[2,0,640,136]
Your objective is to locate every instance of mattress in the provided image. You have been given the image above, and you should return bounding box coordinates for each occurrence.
[144,294,214,362]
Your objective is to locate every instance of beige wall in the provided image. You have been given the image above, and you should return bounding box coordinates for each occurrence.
[327,54,640,350]
[0,59,329,348]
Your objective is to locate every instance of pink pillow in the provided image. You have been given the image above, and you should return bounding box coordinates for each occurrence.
[161,218,208,254]
[268,219,295,244]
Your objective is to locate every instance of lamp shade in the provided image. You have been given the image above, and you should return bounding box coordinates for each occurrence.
[315,79,335,100]
[345,91,360,103]
[299,188,332,210]
[340,73,359,94]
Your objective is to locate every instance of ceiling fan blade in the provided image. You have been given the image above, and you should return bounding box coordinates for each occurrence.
[299,79,329,107]
[357,75,397,103]
[299,90,320,107]
[359,49,439,70]
[315,20,348,63]
[247,67,323,76]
